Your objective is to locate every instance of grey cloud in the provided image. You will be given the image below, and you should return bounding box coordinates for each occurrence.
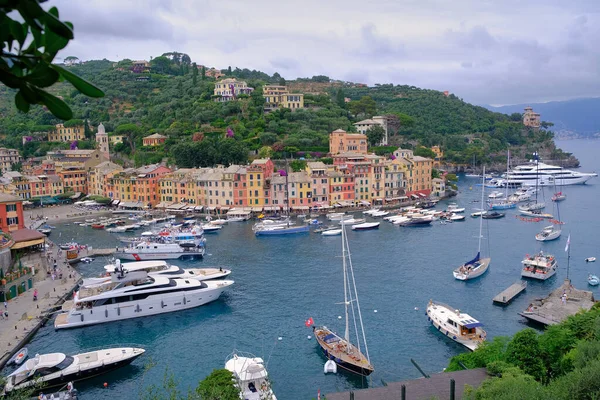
[355,24,405,59]
[447,25,497,50]
[269,57,299,71]
[461,61,473,69]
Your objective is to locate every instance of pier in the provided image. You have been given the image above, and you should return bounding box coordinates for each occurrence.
[493,281,527,305]
[66,248,115,265]
[519,279,595,326]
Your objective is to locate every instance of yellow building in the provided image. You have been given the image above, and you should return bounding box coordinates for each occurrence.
[431,146,443,168]
[88,161,122,196]
[0,148,22,173]
[48,123,85,142]
[213,78,254,102]
[263,85,304,111]
[523,106,541,128]
[109,135,126,145]
[246,166,265,208]
[392,148,432,195]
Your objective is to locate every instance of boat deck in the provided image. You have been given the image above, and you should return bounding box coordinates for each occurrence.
[54,313,68,327]
[519,279,595,326]
[493,281,527,305]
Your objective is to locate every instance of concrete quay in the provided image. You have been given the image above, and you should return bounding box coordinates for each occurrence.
[0,242,81,369]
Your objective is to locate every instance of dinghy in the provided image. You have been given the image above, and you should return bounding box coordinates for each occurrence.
[588,274,599,286]
[324,360,337,374]
[7,348,28,366]
[586,257,596,263]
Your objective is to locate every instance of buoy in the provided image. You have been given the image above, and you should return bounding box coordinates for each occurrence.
[278,337,282,341]
[103,382,108,388]
[307,335,312,339]
[374,310,378,313]
[338,316,342,319]
[414,307,419,311]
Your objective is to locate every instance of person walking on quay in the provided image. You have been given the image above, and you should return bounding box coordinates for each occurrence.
[33,289,38,301]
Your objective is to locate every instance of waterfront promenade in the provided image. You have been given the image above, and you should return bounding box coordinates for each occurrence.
[0,241,81,367]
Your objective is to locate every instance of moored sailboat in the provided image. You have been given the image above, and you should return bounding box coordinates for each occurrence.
[454,169,491,281]
[312,224,374,376]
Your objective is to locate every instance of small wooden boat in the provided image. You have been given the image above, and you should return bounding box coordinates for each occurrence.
[588,274,599,286]
[586,257,597,263]
[91,224,105,229]
[7,347,28,366]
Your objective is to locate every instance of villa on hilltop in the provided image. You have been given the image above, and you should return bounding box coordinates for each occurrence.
[213,78,254,102]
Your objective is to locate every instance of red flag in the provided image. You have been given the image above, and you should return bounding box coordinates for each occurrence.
[317,389,321,400]
[305,317,314,327]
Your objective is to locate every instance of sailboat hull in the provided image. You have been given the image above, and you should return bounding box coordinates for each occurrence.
[313,326,374,376]
[453,258,491,281]
[535,229,561,241]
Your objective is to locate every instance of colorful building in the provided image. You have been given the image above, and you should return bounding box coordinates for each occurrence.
[353,116,389,146]
[58,167,88,195]
[0,193,25,232]
[329,129,368,155]
[48,123,85,142]
[213,78,254,102]
[327,171,355,206]
[89,161,122,197]
[0,148,22,173]
[523,106,541,128]
[306,162,330,206]
[107,164,171,207]
[142,133,167,147]
[2,172,30,199]
[263,85,304,111]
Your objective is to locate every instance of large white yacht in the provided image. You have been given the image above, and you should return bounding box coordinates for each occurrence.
[55,268,233,329]
[521,251,558,280]
[115,242,205,261]
[225,352,277,400]
[3,347,145,393]
[504,161,597,186]
[426,300,486,351]
[103,260,230,280]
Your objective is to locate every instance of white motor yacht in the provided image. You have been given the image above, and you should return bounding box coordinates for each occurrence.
[535,225,561,242]
[370,210,389,217]
[521,251,558,280]
[426,300,486,351]
[99,260,231,281]
[504,161,597,186]
[3,347,145,393]
[115,242,205,261]
[488,191,504,199]
[225,353,277,400]
[55,269,233,329]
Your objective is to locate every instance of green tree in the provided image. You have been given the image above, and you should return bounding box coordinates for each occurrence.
[505,328,546,381]
[201,65,206,80]
[336,88,346,108]
[258,146,273,158]
[348,96,376,117]
[414,146,436,159]
[0,1,104,119]
[366,124,385,146]
[290,159,307,172]
[195,369,238,400]
[192,62,198,85]
[115,123,142,152]
[63,55,79,64]
[150,56,171,74]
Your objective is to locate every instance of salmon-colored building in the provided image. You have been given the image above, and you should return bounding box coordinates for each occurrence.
[329,129,368,155]
[142,133,167,147]
[0,193,24,232]
[108,164,171,207]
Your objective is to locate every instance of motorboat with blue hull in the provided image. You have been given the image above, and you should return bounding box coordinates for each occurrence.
[3,347,145,393]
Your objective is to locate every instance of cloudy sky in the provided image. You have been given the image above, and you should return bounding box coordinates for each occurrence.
[51,0,600,105]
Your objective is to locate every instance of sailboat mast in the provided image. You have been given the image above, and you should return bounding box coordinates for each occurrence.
[505,150,510,198]
[341,224,350,342]
[478,166,485,253]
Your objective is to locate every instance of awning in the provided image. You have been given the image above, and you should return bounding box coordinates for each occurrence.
[251,206,263,212]
[419,193,428,198]
[11,238,45,249]
[167,203,186,210]
[463,322,484,329]
[207,207,216,211]
[111,199,121,205]
[359,200,371,206]
[219,206,230,211]
[294,206,310,210]
[119,201,144,208]
[398,196,409,200]
[263,206,280,211]
[155,202,169,209]
[385,198,392,202]
[411,194,419,199]
[194,206,204,211]
[70,192,82,199]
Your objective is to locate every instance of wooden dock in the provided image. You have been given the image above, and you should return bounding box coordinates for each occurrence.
[67,248,115,264]
[493,281,527,305]
[519,278,595,326]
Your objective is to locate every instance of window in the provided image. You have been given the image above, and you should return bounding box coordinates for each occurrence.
[5,204,16,212]
[7,217,18,225]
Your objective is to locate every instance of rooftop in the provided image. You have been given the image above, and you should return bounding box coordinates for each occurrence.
[144,133,167,139]
[0,193,22,203]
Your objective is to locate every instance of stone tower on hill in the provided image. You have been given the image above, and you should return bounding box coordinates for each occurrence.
[96,123,109,161]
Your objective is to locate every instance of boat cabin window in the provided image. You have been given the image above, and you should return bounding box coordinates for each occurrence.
[461,326,476,335]
[32,356,74,378]
[447,319,457,327]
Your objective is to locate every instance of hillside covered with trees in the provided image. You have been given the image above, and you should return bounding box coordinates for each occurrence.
[0,54,570,168]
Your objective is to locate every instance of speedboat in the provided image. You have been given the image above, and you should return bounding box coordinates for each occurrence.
[371,210,389,217]
[37,228,52,235]
[447,204,465,213]
[586,257,596,263]
[114,242,205,261]
[588,275,599,286]
[80,257,94,263]
[225,353,277,400]
[326,212,346,221]
[552,192,567,202]
[397,216,433,226]
[338,217,366,225]
[55,269,233,329]
[488,191,504,199]
[351,222,380,231]
[3,347,145,392]
[321,229,342,236]
[362,208,380,216]
[520,209,553,219]
[521,251,558,280]
[535,225,561,241]
[470,211,487,218]
[449,214,465,221]
[209,219,228,225]
[202,223,222,233]
[426,300,486,351]
[481,211,505,219]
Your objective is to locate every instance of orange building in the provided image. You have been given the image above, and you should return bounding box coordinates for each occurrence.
[108,164,172,207]
[233,167,248,207]
[0,193,24,232]
[329,129,368,155]
[58,167,88,195]
[327,171,355,206]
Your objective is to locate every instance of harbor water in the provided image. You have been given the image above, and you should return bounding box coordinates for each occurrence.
[10,139,600,399]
